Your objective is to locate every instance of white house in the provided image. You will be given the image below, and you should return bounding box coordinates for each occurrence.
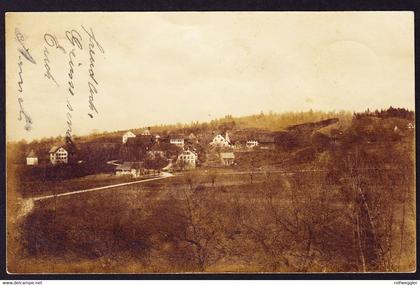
[26,149,38,165]
[122,131,136,144]
[210,132,231,148]
[170,138,185,148]
[49,146,68,165]
[246,140,259,149]
[220,152,235,166]
[177,150,198,169]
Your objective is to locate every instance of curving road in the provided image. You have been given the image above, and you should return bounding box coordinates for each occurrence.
[32,171,174,201]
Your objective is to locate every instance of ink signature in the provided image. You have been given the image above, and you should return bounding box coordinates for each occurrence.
[15,28,36,65]
[17,55,33,131]
[82,25,105,118]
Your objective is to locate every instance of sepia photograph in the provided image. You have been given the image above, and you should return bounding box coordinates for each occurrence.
[5,12,415,274]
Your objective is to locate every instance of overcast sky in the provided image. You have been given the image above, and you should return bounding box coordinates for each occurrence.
[6,12,414,142]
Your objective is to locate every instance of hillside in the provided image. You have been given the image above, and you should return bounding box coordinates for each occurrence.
[7,107,416,273]
[7,110,352,164]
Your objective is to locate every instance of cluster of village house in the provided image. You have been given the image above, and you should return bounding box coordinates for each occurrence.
[25,121,415,177]
[116,129,240,176]
[25,127,274,177]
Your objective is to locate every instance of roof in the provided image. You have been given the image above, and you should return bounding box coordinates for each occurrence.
[126,136,155,145]
[149,143,164,152]
[214,134,225,138]
[180,150,197,157]
[124,131,136,136]
[213,133,231,142]
[116,161,143,171]
[48,146,66,154]
[27,149,37,158]
[220,152,235,159]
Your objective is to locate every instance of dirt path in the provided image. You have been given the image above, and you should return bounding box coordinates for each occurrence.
[16,172,174,219]
[32,171,174,201]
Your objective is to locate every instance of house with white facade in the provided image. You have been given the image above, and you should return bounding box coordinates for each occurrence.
[170,138,185,148]
[49,146,69,165]
[220,152,235,166]
[122,131,136,144]
[26,149,38,165]
[246,140,259,149]
[210,132,231,148]
[177,150,198,169]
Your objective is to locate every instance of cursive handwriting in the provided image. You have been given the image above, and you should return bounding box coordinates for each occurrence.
[43,47,59,86]
[81,26,104,53]
[17,55,33,131]
[44,33,66,54]
[17,58,23,92]
[65,49,77,142]
[43,33,66,86]
[82,26,105,118]
[14,26,106,137]
[15,28,36,65]
[66,29,83,50]
[67,49,76,96]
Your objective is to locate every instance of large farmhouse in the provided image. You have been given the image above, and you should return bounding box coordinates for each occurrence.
[177,150,198,169]
[49,146,69,165]
[210,132,231,148]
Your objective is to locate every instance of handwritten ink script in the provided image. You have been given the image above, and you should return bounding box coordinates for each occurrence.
[15,28,36,131]
[14,26,105,143]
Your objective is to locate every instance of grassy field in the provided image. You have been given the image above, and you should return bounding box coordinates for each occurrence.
[10,172,163,199]
[7,163,415,273]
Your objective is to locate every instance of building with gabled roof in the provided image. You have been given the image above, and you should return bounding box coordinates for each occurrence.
[26,149,38,165]
[246,140,259,149]
[210,132,232,148]
[49,146,69,165]
[122,131,136,144]
[177,149,198,169]
[170,137,185,148]
[220,152,235,166]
